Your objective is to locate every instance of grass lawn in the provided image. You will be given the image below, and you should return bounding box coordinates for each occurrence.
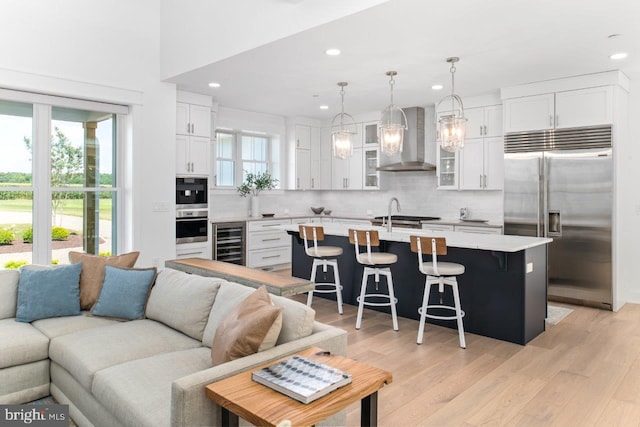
[0,199,113,220]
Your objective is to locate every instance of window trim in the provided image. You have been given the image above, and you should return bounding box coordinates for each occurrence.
[214,129,280,190]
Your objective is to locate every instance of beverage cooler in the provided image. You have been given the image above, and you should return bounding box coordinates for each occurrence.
[212,221,246,265]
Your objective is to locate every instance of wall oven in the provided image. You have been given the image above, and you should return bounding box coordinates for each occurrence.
[176,177,208,244]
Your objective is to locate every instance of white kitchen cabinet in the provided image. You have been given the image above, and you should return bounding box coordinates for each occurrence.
[332,147,363,190]
[295,148,310,190]
[295,124,311,149]
[309,127,323,189]
[436,146,459,190]
[554,86,613,129]
[246,219,291,270]
[319,128,333,190]
[503,86,613,133]
[176,241,211,259]
[333,218,372,226]
[176,134,210,176]
[363,121,379,145]
[465,105,503,138]
[363,147,379,189]
[421,224,454,232]
[454,225,502,234]
[459,136,503,190]
[176,102,211,138]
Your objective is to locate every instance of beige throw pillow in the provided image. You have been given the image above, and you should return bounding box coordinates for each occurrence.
[68,251,140,310]
[211,285,283,366]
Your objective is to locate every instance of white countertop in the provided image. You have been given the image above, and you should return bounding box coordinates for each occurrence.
[282,223,551,253]
[211,214,503,228]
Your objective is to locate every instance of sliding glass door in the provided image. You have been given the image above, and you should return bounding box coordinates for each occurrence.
[0,93,123,268]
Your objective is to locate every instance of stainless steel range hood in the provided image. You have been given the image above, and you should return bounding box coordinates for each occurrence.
[377,106,436,172]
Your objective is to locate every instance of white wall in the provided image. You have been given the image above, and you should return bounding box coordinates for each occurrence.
[0,0,176,268]
[617,69,640,306]
[159,0,389,80]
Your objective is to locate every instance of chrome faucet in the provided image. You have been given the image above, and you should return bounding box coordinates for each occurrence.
[387,197,401,232]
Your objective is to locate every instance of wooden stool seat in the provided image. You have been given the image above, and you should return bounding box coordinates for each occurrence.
[299,225,344,315]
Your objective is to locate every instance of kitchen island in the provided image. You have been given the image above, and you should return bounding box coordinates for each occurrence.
[285,224,552,345]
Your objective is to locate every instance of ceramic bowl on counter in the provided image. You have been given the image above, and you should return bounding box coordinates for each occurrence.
[310,206,324,215]
[324,210,332,215]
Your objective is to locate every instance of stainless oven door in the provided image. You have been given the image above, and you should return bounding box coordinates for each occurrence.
[176,217,208,244]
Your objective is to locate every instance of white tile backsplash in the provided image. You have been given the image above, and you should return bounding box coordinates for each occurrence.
[210,172,503,222]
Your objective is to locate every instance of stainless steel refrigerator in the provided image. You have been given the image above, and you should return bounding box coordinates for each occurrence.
[504,125,613,309]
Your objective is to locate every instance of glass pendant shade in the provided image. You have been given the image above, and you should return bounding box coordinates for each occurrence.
[439,113,467,153]
[379,71,407,156]
[436,57,467,153]
[332,130,354,159]
[331,82,356,160]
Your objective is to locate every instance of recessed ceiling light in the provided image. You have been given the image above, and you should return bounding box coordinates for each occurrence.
[208,82,221,88]
[325,48,341,56]
[609,52,628,60]
[320,105,329,110]
[431,84,444,90]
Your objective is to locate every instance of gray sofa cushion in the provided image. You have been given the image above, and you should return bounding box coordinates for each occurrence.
[0,319,49,368]
[32,313,120,339]
[146,269,223,341]
[49,319,202,391]
[0,270,19,320]
[92,348,212,427]
[202,281,315,347]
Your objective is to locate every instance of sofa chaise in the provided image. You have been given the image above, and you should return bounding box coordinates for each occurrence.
[0,267,348,426]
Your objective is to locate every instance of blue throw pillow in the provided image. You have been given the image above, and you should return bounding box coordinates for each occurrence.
[92,266,157,320]
[16,263,83,323]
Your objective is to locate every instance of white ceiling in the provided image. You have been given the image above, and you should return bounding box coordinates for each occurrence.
[168,0,640,120]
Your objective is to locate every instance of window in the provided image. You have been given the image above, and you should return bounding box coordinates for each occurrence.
[0,92,124,268]
[215,130,280,188]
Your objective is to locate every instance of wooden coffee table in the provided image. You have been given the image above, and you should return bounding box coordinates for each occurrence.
[165,258,315,297]
[205,347,392,427]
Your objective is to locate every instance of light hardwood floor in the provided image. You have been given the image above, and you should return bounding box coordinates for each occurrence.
[290,293,640,426]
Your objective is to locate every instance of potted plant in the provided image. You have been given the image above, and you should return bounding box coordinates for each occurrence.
[237,171,278,217]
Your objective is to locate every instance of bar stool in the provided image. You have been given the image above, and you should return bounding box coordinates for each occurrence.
[410,235,466,348]
[349,229,398,331]
[299,225,344,314]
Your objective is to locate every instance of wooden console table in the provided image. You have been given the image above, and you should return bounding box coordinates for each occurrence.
[165,258,315,297]
[205,347,392,427]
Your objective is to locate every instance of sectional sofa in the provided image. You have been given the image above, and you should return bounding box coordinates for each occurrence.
[0,267,348,426]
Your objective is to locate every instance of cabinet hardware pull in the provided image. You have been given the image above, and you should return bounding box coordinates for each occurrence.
[192,123,195,133]
[214,175,217,186]
[262,255,281,259]
[179,252,202,256]
[297,177,300,188]
[480,174,483,187]
[480,126,483,135]
[484,125,487,135]
[297,139,299,148]
[262,238,280,242]
[311,178,314,188]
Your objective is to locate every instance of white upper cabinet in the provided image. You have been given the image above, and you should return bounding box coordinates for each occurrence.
[176,92,212,176]
[295,124,311,149]
[503,94,554,133]
[295,148,311,190]
[459,137,504,190]
[554,86,613,129]
[465,105,503,138]
[319,127,333,190]
[176,102,211,138]
[503,86,613,133]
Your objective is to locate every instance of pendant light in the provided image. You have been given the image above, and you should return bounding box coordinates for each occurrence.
[379,71,408,156]
[331,82,356,159]
[437,57,467,153]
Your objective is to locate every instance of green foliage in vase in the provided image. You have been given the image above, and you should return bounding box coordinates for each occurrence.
[237,171,278,197]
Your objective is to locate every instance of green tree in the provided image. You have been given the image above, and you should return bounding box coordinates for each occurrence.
[24,127,83,223]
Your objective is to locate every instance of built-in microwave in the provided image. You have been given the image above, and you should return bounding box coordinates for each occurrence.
[176,177,207,208]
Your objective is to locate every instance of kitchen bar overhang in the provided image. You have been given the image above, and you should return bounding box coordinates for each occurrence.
[284,224,552,345]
